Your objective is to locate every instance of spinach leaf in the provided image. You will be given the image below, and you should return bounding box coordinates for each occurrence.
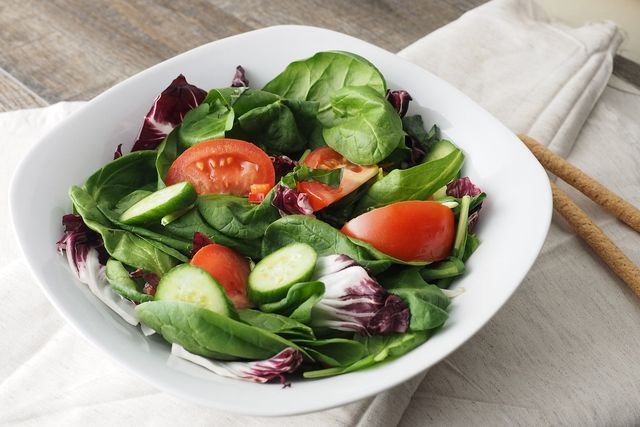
[162,208,263,259]
[321,86,404,165]
[155,128,181,190]
[177,102,234,148]
[258,281,325,324]
[402,116,440,152]
[70,186,178,275]
[197,190,280,241]
[303,331,429,378]
[203,87,247,108]
[84,150,158,207]
[388,287,450,331]
[238,309,315,340]
[262,215,392,274]
[377,267,451,331]
[464,234,480,261]
[135,301,304,360]
[354,148,464,214]
[294,338,365,367]
[223,88,317,154]
[420,257,465,282]
[378,267,432,289]
[263,51,387,111]
[98,206,191,261]
[105,258,154,303]
[282,164,343,188]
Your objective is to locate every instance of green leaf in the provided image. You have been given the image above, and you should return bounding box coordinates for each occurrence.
[321,86,404,165]
[354,148,464,214]
[303,331,429,378]
[283,164,343,188]
[258,281,325,324]
[162,208,263,259]
[420,257,466,282]
[403,116,440,152]
[135,301,304,360]
[155,128,181,190]
[105,259,154,303]
[84,150,158,208]
[262,215,392,274]
[463,234,481,261]
[238,309,315,340]
[263,51,386,111]
[70,186,179,275]
[294,338,365,367]
[377,267,432,289]
[177,102,234,148]
[197,190,280,241]
[388,287,450,331]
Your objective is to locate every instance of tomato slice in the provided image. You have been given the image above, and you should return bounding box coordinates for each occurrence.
[248,183,272,204]
[191,243,251,309]
[341,201,455,262]
[165,139,275,196]
[297,147,378,211]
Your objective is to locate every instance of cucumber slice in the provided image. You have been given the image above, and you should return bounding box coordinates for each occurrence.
[425,139,457,162]
[248,243,317,305]
[155,264,236,317]
[105,259,154,303]
[120,182,197,225]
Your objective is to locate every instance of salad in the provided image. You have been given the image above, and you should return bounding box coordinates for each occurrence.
[57,51,486,384]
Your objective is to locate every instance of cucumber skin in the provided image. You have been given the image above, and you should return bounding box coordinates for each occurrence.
[425,140,457,163]
[247,243,317,306]
[155,264,238,319]
[120,182,197,226]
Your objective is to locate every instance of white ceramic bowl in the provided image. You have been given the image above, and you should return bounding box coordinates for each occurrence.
[9,25,551,416]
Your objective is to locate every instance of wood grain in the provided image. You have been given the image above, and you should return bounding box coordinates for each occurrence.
[0,0,485,106]
[0,67,47,112]
[0,0,638,111]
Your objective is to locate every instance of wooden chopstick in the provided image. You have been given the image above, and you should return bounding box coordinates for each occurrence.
[518,135,640,297]
[519,134,640,233]
[550,181,640,297]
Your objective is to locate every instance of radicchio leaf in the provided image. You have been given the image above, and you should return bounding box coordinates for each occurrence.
[270,155,297,179]
[231,65,249,87]
[446,177,482,198]
[113,144,123,159]
[467,210,480,233]
[171,344,303,384]
[56,214,107,278]
[311,255,409,335]
[271,184,314,216]
[386,90,412,117]
[132,75,207,151]
[191,232,214,257]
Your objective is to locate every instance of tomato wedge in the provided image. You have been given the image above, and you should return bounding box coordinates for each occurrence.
[297,147,378,211]
[341,201,455,262]
[191,243,251,309]
[165,139,275,196]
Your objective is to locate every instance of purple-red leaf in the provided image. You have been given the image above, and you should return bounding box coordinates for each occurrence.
[271,184,314,216]
[311,255,410,335]
[231,65,249,87]
[446,177,482,198]
[113,144,123,159]
[191,232,214,257]
[270,155,297,179]
[386,90,412,117]
[132,75,207,151]
[56,214,107,278]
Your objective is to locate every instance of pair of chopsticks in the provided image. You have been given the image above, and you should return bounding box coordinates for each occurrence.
[518,135,640,297]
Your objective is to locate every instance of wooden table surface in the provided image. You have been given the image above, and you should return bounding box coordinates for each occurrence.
[0,0,638,112]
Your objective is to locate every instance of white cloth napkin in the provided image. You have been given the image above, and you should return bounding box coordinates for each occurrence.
[2,0,638,425]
